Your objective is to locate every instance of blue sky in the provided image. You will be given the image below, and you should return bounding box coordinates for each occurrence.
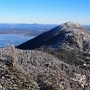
[0,0,90,24]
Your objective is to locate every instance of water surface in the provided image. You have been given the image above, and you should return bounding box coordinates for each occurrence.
[0,34,34,47]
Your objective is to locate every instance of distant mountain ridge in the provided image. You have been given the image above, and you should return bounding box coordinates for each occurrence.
[0,24,57,30]
[0,23,89,36]
[0,24,57,36]
[83,25,90,30]
[0,23,89,30]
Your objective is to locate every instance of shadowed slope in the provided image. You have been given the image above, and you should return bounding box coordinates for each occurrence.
[17,22,89,51]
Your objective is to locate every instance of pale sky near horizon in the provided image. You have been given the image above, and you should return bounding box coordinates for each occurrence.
[0,0,90,24]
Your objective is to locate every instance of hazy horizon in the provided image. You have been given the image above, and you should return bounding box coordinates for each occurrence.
[0,0,90,24]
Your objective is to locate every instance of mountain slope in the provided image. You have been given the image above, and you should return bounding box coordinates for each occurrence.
[0,52,39,90]
[16,22,90,66]
[0,46,90,90]
[17,22,90,51]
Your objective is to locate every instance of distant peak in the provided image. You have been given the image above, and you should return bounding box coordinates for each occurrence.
[61,22,81,27]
